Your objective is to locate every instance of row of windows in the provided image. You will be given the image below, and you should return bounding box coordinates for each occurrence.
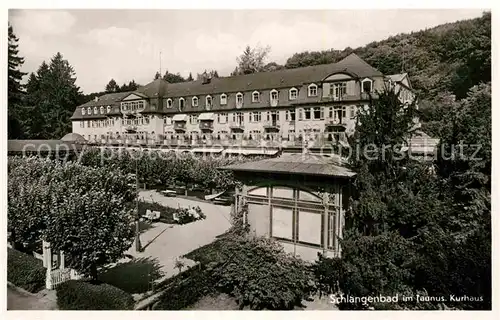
[122,100,146,111]
[122,117,151,126]
[80,119,116,128]
[161,106,356,125]
[82,105,112,115]
[165,86,318,111]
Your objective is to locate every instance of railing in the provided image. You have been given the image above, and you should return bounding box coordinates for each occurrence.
[46,268,70,290]
[324,116,347,127]
[229,121,245,130]
[263,121,280,129]
[323,92,374,102]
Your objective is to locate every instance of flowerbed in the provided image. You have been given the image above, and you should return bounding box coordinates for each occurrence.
[138,200,206,225]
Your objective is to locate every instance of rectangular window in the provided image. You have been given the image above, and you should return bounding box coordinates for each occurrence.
[298,108,303,121]
[304,108,311,120]
[308,85,318,97]
[252,92,259,103]
[252,112,261,122]
[329,84,334,96]
[271,206,294,241]
[350,106,356,119]
[334,82,347,98]
[289,89,298,100]
[190,115,198,124]
[298,210,322,246]
[271,91,278,100]
[220,95,227,105]
[272,187,294,199]
[218,113,227,124]
[236,94,243,105]
[313,107,321,120]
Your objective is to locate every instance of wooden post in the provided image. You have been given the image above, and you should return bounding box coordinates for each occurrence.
[43,240,52,269]
[45,267,53,290]
[60,251,65,269]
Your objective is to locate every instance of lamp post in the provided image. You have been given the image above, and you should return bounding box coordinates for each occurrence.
[135,152,142,252]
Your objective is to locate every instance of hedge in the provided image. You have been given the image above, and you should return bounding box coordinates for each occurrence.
[7,248,46,293]
[154,266,215,310]
[56,280,135,310]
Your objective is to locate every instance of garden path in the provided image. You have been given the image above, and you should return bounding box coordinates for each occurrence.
[126,190,232,280]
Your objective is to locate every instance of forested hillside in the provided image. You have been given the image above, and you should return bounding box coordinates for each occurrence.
[285,12,490,101]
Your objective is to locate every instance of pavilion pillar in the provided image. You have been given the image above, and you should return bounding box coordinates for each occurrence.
[322,192,329,256]
[42,240,52,269]
[60,251,65,269]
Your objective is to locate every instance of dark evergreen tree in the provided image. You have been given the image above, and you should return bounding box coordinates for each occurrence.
[23,53,81,139]
[105,78,120,93]
[8,24,27,139]
[154,71,161,80]
[162,70,185,83]
[187,72,194,81]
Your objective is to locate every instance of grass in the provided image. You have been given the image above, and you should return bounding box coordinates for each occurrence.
[98,257,164,294]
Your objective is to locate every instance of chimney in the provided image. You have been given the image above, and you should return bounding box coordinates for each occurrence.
[94,96,99,102]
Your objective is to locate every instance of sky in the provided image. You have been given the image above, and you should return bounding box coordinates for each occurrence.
[9,9,485,94]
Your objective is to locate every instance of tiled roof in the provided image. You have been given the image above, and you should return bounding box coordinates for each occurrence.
[71,91,131,120]
[71,53,382,120]
[161,53,382,98]
[221,152,355,178]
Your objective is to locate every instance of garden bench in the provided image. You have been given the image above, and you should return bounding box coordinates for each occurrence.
[143,209,161,222]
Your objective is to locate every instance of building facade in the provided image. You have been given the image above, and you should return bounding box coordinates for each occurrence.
[70,53,416,149]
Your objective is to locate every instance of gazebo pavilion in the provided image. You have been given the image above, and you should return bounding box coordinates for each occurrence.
[221,152,356,261]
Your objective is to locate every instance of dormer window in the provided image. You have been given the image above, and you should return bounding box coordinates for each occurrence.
[192,96,198,107]
[179,98,185,110]
[94,107,98,114]
[362,78,373,93]
[289,87,298,100]
[206,95,212,110]
[166,98,173,108]
[252,91,260,103]
[270,89,279,101]
[308,84,318,97]
[220,93,227,105]
[87,107,91,114]
[106,105,111,113]
[100,106,104,114]
[82,108,86,115]
[236,92,243,108]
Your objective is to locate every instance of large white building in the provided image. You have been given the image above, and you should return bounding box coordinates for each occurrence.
[71,53,416,151]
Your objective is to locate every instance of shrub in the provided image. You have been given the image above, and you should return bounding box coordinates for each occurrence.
[56,280,134,310]
[154,266,215,310]
[7,248,46,293]
[176,206,206,224]
[186,235,315,310]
